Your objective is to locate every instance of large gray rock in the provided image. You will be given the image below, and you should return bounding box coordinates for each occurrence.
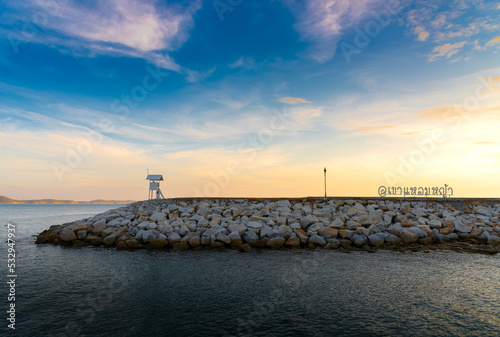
[247,221,264,230]
[228,223,247,235]
[351,234,367,247]
[487,235,500,246]
[142,230,155,243]
[359,213,383,226]
[266,237,286,248]
[150,212,167,222]
[243,231,259,245]
[276,200,291,208]
[368,234,384,247]
[216,233,231,245]
[179,225,190,237]
[93,219,106,227]
[356,227,370,236]
[409,227,428,238]
[428,219,442,229]
[167,232,181,245]
[60,228,76,241]
[385,234,402,245]
[330,218,344,228]
[228,231,243,246]
[300,215,318,229]
[399,228,419,244]
[309,234,326,246]
[455,221,473,233]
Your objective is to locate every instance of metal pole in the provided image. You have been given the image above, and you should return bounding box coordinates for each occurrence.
[324,167,327,198]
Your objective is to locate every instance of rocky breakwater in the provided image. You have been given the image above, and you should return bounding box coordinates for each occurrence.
[36,198,500,254]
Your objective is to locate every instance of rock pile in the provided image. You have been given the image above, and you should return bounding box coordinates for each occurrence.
[36,198,500,254]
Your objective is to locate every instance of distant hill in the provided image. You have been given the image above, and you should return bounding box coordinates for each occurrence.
[0,195,137,204]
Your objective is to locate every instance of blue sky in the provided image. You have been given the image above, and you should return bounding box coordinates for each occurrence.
[1,0,500,200]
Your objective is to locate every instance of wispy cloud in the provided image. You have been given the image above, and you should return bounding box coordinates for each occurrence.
[4,0,202,74]
[278,97,311,104]
[284,0,390,62]
[428,41,466,61]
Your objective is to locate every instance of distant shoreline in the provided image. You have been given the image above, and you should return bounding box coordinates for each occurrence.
[0,195,136,205]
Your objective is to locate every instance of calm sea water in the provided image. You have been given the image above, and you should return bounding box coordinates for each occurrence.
[0,204,499,337]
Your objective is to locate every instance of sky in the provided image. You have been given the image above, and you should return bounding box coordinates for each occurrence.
[0,0,499,201]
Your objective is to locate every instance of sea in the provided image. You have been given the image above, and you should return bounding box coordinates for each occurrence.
[0,204,499,337]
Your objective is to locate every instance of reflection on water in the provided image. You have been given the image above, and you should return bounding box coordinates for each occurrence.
[0,205,499,337]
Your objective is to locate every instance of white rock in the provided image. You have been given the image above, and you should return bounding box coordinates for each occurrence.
[150,212,167,222]
[428,219,442,229]
[276,200,291,208]
[247,221,264,230]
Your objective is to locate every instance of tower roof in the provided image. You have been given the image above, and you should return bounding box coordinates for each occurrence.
[146,174,163,181]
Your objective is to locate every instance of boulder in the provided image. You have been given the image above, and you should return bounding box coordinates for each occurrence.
[125,239,141,249]
[216,233,231,245]
[385,234,402,245]
[324,239,341,249]
[455,221,473,233]
[276,200,291,208]
[60,228,76,242]
[76,230,87,240]
[179,225,190,237]
[318,227,338,239]
[367,234,384,247]
[247,221,264,230]
[285,236,301,247]
[266,237,286,249]
[238,244,252,252]
[359,213,383,226]
[339,229,354,239]
[356,227,370,236]
[428,219,442,229]
[142,230,155,244]
[146,238,169,249]
[330,218,344,228]
[487,235,499,246]
[399,228,419,244]
[294,228,309,244]
[167,232,182,245]
[243,231,259,245]
[228,232,243,246]
[351,234,367,247]
[103,234,116,246]
[309,234,326,246]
